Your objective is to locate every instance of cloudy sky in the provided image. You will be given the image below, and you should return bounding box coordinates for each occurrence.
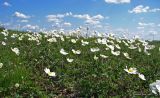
[0,0,160,40]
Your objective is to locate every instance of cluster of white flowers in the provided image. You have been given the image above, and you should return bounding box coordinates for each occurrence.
[47,37,57,43]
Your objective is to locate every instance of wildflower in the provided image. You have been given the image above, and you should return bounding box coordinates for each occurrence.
[11,48,20,55]
[105,48,109,51]
[1,31,8,36]
[128,45,137,49]
[123,40,129,46]
[94,55,99,60]
[18,35,24,40]
[115,44,121,49]
[1,41,6,45]
[47,37,57,43]
[138,47,142,52]
[71,39,77,43]
[60,49,68,55]
[123,52,132,59]
[107,45,114,51]
[111,50,120,56]
[124,66,137,74]
[60,36,65,41]
[11,34,18,38]
[72,49,81,54]
[150,80,160,95]
[100,54,108,59]
[15,83,20,88]
[81,40,89,46]
[0,63,3,68]
[138,73,146,80]
[90,47,100,52]
[144,49,151,55]
[44,68,56,77]
[67,58,74,63]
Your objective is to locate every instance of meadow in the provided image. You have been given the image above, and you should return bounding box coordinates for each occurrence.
[0,28,160,97]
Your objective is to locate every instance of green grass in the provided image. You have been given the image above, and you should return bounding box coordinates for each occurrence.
[0,28,160,97]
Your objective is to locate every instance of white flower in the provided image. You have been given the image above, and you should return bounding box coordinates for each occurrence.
[138,73,146,80]
[1,41,6,45]
[18,35,24,40]
[44,68,56,77]
[67,58,74,63]
[11,48,20,55]
[81,40,89,46]
[138,47,142,52]
[90,47,100,52]
[150,80,160,95]
[105,48,109,51]
[71,39,77,43]
[0,63,3,68]
[111,50,120,56]
[94,55,99,60]
[72,49,81,54]
[1,31,8,36]
[124,66,137,74]
[97,38,107,44]
[107,45,114,51]
[11,34,18,38]
[144,49,151,55]
[15,83,20,88]
[100,54,108,59]
[115,44,121,49]
[156,85,160,94]
[60,36,65,41]
[60,49,68,55]
[123,52,132,59]
[128,45,137,49]
[47,37,57,43]
[123,40,129,46]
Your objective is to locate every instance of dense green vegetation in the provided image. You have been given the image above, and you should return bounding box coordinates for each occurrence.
[0,28,160,97]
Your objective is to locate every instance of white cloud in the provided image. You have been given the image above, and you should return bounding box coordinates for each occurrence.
[129,5,160,14]
[73,14,90,20]
[129,5,149,14]
[46,12,72,23]
[46,15,62,23]
[23,24,39,30]
[3,2,11,7]
[158,24,160,27]
[137,26,144,29]
[20,20,29,23]
[149,8,160,12]
[14,12,30,19]
[63,22,72,27]
[104,0,130,4]
[85,19,100,25]
[138,22,154,26]
[73,14,104,25]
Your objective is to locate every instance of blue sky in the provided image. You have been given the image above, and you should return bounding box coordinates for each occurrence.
[0,0,160,40]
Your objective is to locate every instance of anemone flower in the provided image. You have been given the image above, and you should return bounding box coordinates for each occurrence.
[11,48,20,55]
[67,58,74,63]
[124,66,137,74]
[60,48,68,55]
[44,68,56,77]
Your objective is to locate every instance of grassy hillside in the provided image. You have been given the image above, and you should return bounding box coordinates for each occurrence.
[0,28,160,97]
